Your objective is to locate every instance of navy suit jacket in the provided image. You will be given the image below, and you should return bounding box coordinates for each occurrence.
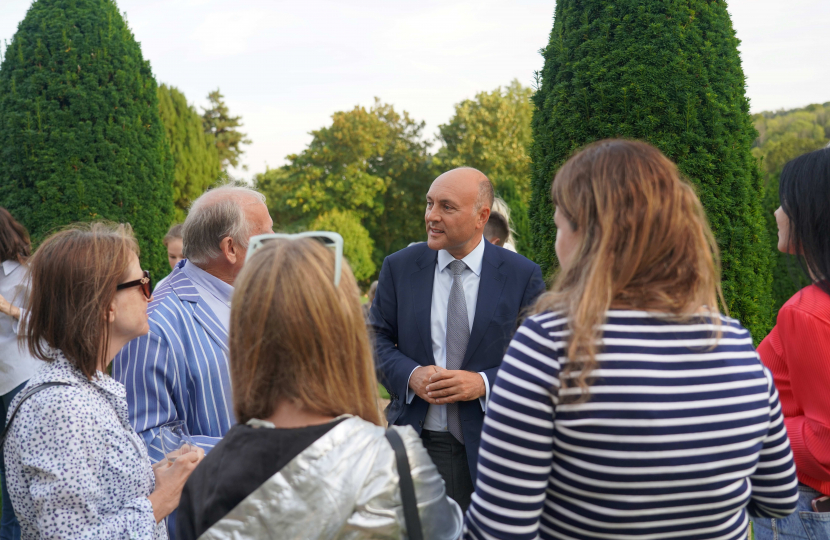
[370,240,545,479]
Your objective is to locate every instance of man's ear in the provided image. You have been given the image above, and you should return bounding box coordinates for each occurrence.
[478,207,491,229]
[219,236,238,265]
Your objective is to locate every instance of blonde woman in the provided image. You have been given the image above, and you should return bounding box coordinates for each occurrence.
[177,238,462,540]
[463,140,798,540]
[490,197,517,252]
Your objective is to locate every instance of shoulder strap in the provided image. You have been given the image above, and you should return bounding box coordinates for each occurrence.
[385,427,423,540]
[0,382,72,448]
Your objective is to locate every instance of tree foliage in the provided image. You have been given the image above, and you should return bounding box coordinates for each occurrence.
[201,88,250,171]
[256,99,434,273]
[751,103,830,313]
[158,84,221,221]
[0,0,174,278]
[530,0,773,340]
[437,80,534,255]
[311,209,376,282]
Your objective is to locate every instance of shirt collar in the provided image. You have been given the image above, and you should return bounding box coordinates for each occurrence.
[2,259,20,276]
[182,260,234,305]
[437,236,485,277]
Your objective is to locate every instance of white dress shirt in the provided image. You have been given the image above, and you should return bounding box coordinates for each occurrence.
[407,237,490,432]
[182,260,233,330]
[0,260,43,395]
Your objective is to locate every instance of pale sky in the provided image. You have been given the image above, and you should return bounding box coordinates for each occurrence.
[2,0,829,181]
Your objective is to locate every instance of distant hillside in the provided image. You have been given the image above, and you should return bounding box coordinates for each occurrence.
[752,103,829,314]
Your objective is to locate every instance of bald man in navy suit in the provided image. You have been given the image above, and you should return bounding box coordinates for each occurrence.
[370,168,545,510]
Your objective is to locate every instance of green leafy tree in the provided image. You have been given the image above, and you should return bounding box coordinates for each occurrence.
[158,84,221,221]
[530,0,773,340]
[751,103,830,313]
[0,0,174,278]
[201,88,250,170]
[255,99,433,272]
[311,209,376,282]
[437,80,534,255]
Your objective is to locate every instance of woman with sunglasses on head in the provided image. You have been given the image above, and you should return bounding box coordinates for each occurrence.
[176,236,462,540]
[3,223,204,540]
[463,140,798,540]
[751,147,830,539]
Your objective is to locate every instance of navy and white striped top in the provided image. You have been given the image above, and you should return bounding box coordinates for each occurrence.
[464,310,798,540]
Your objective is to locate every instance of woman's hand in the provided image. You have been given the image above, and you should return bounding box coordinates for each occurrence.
[0,294,20,320]
[148,446,205,523]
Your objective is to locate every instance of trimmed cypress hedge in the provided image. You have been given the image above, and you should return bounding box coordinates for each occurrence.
[530,0,773,340]
[0,0,175,278]
[158,84,221,222]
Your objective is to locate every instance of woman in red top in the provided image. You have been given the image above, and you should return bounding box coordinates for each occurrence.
[753,147,830,540]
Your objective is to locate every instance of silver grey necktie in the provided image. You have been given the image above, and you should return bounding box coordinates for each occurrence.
[445,259,469,444]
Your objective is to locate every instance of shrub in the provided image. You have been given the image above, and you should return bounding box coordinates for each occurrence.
[530,0,773,339]
[0,0,174,278]
[311,209,376,282]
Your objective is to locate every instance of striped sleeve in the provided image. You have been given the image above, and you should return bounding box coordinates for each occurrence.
[746,367,799,518]
[113,326,220,462]
[464,314,560,540]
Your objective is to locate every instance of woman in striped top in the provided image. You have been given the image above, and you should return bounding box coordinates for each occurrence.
[464,140,798,540]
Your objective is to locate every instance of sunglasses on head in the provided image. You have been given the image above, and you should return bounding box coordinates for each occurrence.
[116,270,152,300]
[245,231,344,287]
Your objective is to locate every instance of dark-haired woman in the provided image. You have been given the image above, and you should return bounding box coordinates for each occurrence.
[3,223,204,540]
[463,140,798,540]
[0,208,42,540]
[752,147,830,539]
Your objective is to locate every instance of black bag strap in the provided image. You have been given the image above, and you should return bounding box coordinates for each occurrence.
[0,382,72,448]
[385,427,424,540]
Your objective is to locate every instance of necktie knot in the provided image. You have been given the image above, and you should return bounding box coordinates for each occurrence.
[449,259,466,276]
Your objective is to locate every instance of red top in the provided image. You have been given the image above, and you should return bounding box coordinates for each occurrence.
[758,284,830,495]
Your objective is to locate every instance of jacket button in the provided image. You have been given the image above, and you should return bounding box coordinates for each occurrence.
[418,420,424,427]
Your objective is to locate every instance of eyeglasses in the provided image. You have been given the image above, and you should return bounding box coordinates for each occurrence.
[246,232,344,287]
[116,270,152,300]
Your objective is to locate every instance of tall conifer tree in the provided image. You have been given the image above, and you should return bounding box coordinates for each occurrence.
[158,84,221,221]
[0,0,174,277]
[530,0,773,339]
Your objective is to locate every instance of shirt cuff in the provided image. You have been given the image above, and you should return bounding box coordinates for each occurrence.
[478,372,490,411]
[406,366,419,404]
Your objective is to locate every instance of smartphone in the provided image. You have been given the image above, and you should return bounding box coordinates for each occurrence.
[811,495,830,513]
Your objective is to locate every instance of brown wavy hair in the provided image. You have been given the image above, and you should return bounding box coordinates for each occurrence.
[0,208,31,263]
[230,238,382,425]
[536,140,724,401]
[25,222,138,379]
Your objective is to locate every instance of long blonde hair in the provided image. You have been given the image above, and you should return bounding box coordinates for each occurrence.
[536,140,724,400]
[230,238,382,425]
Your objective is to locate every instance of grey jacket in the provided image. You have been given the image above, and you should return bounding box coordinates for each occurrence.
[199,415,463,540]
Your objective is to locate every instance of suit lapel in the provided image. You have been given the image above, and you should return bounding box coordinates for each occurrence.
[192,300,230,353]
[462,242,506,368]
[169,265,230,354]
[411,247,437,364]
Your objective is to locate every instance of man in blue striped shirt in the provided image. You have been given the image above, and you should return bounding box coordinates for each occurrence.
[114,185,273,460]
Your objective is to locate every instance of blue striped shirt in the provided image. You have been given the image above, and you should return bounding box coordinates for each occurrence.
[113,263,234,462]
[464,310,798,540]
